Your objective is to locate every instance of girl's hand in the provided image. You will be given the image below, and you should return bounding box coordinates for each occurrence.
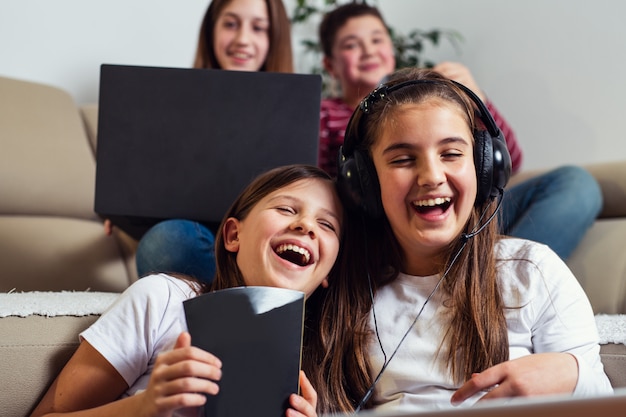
[140,332,223,416]
[286,370,318,417]
[451,352,578,406]
[432,61,486,102]
[104,219,113,236]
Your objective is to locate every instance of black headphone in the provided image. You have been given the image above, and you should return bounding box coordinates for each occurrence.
[337,79,512,218]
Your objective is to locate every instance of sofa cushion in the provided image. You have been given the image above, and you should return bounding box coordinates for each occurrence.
[0,217,132,292]
[0,76,97,220]
[567,219,626,314]
[586,161,626,219]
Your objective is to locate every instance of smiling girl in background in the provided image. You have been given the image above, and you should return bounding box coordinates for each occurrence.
[122,0,294,283]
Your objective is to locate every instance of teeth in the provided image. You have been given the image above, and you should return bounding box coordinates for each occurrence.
[413,197,451,207]
[276,243,311,264]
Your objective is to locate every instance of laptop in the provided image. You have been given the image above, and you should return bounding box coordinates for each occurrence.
[94,64,322,239]
[345,387,626,417]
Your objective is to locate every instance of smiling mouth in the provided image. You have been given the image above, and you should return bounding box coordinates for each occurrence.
[412,197,452,214]
[231,52,251,60]
[274,243,312,267]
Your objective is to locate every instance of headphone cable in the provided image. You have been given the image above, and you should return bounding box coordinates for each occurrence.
[354,239,468,413]
[461,188,504,242]
[354,191,504,413]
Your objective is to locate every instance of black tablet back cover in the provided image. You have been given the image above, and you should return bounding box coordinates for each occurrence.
[183,286,305,417]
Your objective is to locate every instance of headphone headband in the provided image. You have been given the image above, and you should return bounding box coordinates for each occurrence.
[338,76,512,217]
[356,79,502,144]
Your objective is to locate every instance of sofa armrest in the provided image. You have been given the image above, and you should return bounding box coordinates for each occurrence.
[601,343,626,389]
[0,291,118,417]
[0,315,99,417]
[80,103,99,156]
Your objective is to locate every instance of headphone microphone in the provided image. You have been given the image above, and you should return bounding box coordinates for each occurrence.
[460,188,505,242]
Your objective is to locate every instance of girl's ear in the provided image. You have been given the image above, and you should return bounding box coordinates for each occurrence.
[223,217,241,253]
[321,277,329,289]
[323,56,336,78]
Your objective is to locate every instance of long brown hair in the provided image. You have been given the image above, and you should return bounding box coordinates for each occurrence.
[311,68,509,413]
[193,0,293,72]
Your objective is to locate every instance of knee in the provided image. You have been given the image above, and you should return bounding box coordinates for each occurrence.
[553,166,603,216]
[138,219,201,254]
[136,219,216,279]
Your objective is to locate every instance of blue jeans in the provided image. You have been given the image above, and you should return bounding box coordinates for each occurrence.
[135,168,600,279]
[500,165,602,260]
[135,219,216,283]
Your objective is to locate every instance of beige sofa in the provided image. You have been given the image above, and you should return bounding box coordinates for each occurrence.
[0,75,138,292]
[1,75,625,416]
[0,75,138,416]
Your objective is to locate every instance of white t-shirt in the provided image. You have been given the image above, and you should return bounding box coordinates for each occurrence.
[368,238,613,413]
[81,274,201,417]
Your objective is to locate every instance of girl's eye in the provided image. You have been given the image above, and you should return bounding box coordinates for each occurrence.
[390,156,414,166]
[253,24,269,33]
[442,151,463,159]
[318,220,337,233]
[276,206,296,214]
[222,19,238,29]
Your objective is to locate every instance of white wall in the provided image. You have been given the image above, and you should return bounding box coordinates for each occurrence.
[2,0,625,170]
[376,0,626,170]
[1,0,209,102]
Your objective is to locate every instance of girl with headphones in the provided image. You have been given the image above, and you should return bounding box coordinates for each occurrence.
[307,67,612,414]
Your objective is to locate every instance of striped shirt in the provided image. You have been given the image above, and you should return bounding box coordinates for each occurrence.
[319,97,523,177]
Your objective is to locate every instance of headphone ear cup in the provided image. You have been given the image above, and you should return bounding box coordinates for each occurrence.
[337,146,383,218]
[491,132,512,194]
[337,148,364,212]
[474,130,512,206]
[353,150,383,218]
[474,130,493,206]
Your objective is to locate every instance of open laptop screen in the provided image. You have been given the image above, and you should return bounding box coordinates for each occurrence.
[94,64,321,239]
